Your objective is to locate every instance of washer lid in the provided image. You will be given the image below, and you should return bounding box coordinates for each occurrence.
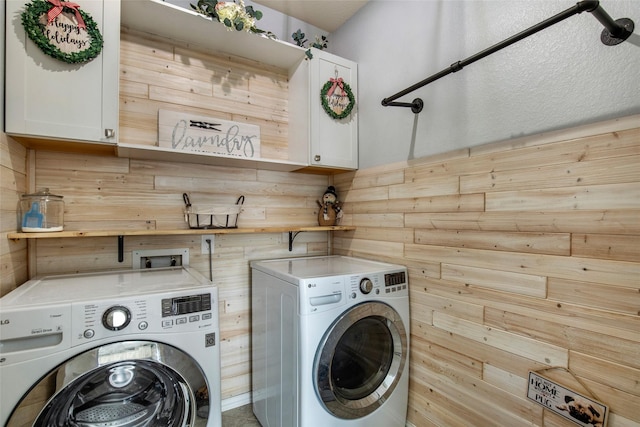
[251,255,404,283]
[1,267,211,307]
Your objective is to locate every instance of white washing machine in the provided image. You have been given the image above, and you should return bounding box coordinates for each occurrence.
[0,267,221,427]
[251,255,409,427]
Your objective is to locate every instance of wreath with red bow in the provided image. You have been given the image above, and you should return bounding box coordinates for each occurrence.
[320,77,355,120]
[21,0,103,64]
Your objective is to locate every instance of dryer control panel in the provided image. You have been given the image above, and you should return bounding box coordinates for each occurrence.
[383,270,408,294]
[298,268,409,313]
[347,269,408,301]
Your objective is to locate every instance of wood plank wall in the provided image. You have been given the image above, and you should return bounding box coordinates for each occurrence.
[2,25,638,425]
[0,133,28,295]
[1,30,332,403]
[27,149,330,400]
[119,29,290,160]
[333,117,640,427]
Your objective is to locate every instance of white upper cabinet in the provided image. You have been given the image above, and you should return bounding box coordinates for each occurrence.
[120,1,358,171]
[5,0,120,144]
[4,0,358,171]
[289,49,358,171]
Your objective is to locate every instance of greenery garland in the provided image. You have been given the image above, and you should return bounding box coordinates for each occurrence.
[22,0,103,64]
[320,79,356,120]
[191,0,264,33]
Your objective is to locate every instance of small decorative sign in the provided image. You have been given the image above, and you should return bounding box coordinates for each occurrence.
[158,110,261,159]
[320,75,355,120]
[527,371,608,427]
[21,0,103,64]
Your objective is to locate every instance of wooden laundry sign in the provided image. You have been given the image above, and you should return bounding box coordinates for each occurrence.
[158,110,261,159]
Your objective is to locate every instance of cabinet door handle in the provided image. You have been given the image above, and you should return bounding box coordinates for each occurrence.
[314,155,321,162]
[105,129,115,138]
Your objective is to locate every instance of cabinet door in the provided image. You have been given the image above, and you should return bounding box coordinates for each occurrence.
[5,0,119,143]
[309,50,358,170]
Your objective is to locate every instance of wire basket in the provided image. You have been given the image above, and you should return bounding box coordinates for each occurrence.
[183,195,244,229]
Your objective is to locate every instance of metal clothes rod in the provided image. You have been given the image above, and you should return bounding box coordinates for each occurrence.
[381,0,635,114]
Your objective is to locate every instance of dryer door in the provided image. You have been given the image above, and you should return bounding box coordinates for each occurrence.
[6,341,209,427]
[314,301,408,419]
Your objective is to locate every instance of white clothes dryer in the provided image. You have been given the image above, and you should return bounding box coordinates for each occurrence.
[251,256,409,427]
[0,267,221,427]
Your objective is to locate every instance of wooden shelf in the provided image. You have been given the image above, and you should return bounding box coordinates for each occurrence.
[8,226,355,257]
[120,0,307,72]
[116,143,308,172]
[7,226,355,240]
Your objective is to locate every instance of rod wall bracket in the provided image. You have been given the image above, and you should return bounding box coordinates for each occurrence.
[380,98,424,114]
[411,98,424,114]
[601,17,634,46]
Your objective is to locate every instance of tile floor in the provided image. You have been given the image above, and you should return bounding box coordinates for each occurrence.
[222,404,261,426]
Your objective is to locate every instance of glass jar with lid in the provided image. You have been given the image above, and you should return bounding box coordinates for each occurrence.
[20,188,64,232]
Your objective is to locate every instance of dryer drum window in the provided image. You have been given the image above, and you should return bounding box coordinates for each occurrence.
[315,301,408,419]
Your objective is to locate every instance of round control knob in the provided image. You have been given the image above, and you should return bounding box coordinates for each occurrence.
[102,306,131,331]
[360,278,374,294]
[83,329,95,339]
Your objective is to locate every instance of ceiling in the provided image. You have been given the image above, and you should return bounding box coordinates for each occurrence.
[252,0,370,33]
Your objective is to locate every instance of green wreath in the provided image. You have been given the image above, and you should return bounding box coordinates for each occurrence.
[320,79,355,120]
[21,0,103,64]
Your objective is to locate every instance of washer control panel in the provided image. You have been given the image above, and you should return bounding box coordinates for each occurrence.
[160,292,213,328]
[161,293,211,317]
[71,288,216,346]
